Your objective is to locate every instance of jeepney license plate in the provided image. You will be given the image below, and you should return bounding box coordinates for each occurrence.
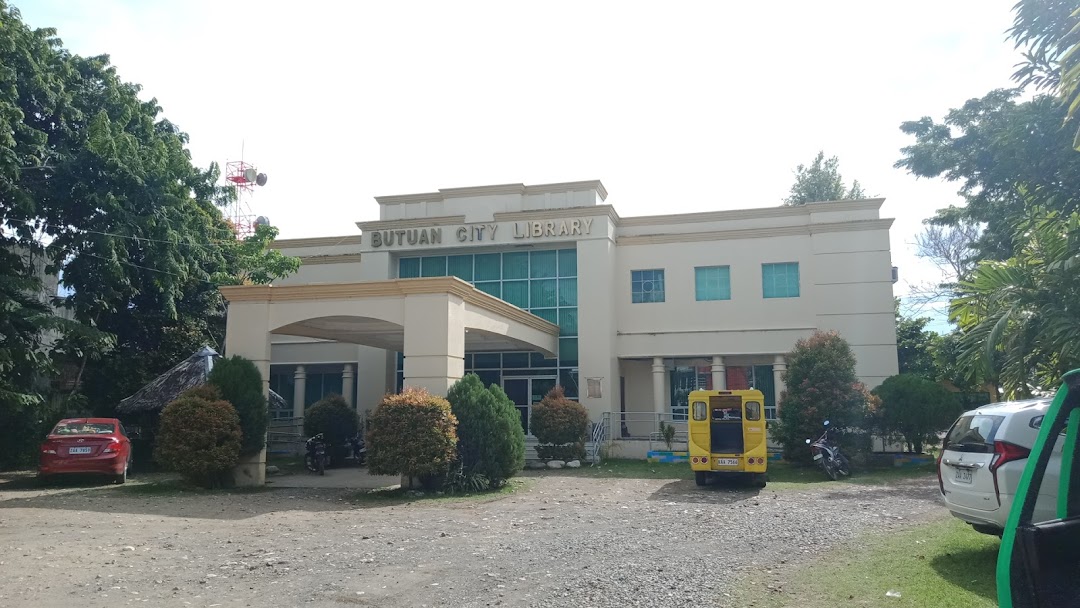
[715,458,739,466]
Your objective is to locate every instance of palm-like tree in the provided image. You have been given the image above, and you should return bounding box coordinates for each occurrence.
[950,208,1080,398]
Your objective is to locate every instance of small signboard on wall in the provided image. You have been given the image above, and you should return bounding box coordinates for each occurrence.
[586,377,603,399]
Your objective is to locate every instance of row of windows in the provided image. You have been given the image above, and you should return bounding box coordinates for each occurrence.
[631,262,800,304]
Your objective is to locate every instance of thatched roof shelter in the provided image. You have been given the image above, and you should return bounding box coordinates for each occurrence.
[116,346,286,415]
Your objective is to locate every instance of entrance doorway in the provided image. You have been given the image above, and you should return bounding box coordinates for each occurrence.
[502,376,557,436]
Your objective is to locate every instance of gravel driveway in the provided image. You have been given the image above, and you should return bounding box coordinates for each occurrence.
[0,470,942,608]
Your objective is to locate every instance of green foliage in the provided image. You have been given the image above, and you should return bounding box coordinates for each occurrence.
[303,394,359,466]
[871,374,962,454]
[531,386,588,461]
[366,387,458,481]
[441,462,491,494]
[212,224,301,286]
[894,298,941,379]
[154,388,242,488]
[445,373,525,487]
[950,208,1080,397]
[207,356,268,455]
[658,420,676,450]
[783,150,867,205]
[773,331,875,463]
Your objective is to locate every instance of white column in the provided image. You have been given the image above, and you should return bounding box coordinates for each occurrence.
[711,355,727,390]
[222,298,271,487]
[292,365,306,419]
[652,357,666,416]
[341,363,355,407]
[402,293,465,396]
[773,355,788,414]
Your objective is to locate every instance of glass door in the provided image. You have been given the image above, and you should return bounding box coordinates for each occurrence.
[503,376,557,435]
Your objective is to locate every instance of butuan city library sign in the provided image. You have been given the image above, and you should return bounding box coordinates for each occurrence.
[369,218,594,248]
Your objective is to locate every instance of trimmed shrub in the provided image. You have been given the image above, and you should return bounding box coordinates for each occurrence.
[207,356,268,456]
[871,374,963,453]
[445,373,525,487]
[366,387,458,486]
[773,330,875,464]
[154,387,242,488]
[303,394,360,466]
[531,385,588,461]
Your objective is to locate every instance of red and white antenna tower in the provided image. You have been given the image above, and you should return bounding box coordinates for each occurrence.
[224,144,268,239]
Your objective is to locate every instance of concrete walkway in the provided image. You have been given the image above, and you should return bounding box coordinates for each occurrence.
[266,466,401,489]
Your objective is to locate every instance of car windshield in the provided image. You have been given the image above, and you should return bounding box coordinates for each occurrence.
[943,414,1004,454]
[51,422,115,435]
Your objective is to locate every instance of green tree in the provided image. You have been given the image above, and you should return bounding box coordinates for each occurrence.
[894,299,940,378]
[303,394,359,466]
[896,90,1080,260]
[366,387,458,487]
[207,355,269,456]
[783,151,867,205]
[773,331,874,463]
[531,385,589,461]
[871,374,961,454]
[445,373,525,486]
[154,386,242,488]
[950,208,1080,397]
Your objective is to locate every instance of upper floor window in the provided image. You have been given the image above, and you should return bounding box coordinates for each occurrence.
[631,269,665,303]
[695,266,731,301]
[762,262,800,298]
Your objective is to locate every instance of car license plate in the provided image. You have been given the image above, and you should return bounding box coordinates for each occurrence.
[954,468,973,484]
[715,458,739,466]
[68,447,92,455]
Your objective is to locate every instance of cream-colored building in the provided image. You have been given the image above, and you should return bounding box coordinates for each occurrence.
[229,180,898,465]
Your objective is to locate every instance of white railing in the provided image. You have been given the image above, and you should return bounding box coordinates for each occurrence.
[600,411,690,452]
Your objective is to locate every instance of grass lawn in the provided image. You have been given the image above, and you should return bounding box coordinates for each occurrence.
[546,458,936,490]
[734,517,999,608]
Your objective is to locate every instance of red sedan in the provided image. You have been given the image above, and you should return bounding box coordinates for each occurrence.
[39,418,132,484]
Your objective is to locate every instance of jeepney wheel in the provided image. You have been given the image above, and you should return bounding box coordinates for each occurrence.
[695,471,710,487]
[751,473,767,488]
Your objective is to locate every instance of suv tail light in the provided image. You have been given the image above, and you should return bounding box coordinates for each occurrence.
[990,440,1031,506]
[989,441,1030,473]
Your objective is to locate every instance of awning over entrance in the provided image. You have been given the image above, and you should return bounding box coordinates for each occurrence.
[219,277,560,397]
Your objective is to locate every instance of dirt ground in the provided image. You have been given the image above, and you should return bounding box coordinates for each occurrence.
[0,469,944,608]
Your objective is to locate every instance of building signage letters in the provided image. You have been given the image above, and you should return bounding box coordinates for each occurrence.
[369,218,593,248]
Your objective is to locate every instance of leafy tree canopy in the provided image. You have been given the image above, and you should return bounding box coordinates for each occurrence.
[894,299,940,379]
[783,151,867,205]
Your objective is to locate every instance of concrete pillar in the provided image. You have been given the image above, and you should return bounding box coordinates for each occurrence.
[222,299,272,487]
[773,355,788,414]
[402,293,465,396]
[576,236,620,422]
[711,355,727,390]
[652,357,666,416]
[292,365,306,419]
[342,363,355,407]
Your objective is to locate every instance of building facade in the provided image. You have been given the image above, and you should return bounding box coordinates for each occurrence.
[266,180,899,446]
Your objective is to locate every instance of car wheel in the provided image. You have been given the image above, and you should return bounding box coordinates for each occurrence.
[695,471,709,487]
[752,473,767,488]
[113,466,127,485]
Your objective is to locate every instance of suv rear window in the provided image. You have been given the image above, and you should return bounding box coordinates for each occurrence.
[943,414,1005,454]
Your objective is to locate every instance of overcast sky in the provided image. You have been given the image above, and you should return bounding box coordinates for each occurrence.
[16,0,1029,331]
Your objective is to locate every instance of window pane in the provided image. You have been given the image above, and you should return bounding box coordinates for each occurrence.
[447,255,473,281]
[763,263,799,298]
[530,250,557,278]
[503,352,530,369]
[399,258,420,278]
[559,337,578,366]
[476,370,500,387]
[695,266,731,301]
[531,352,558,368]
[560,368,579,398]
[503,280,529,308]
[421,256,447,277]
[559,307,578,336]
[530,279,557,308]
[558,249,577,277]
[473,353,501,368]
[476,281,501,298]
[475,254,501,281]
[532,308,558,325]
[631,269,665,303]
[558,278,578,306]
[503,252,529,279]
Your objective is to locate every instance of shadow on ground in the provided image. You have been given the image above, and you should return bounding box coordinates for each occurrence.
[930,543,999,601]
[646,478,764,504]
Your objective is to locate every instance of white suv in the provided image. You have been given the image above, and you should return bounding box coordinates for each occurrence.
[938,397,1061,536]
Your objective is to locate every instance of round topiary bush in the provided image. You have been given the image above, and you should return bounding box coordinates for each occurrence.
[303,394,360,466]
[446,373,525,487]
[366,387,458,487]
[154,387,242,488]
[531,385,588,461]
[207,355,268,456]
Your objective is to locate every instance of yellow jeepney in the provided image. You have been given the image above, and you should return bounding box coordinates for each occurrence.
[687,389,768,487]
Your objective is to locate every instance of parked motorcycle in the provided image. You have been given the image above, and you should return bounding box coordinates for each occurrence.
[305,433,329,475]
[805,420,851,481]
[346,432,366,466]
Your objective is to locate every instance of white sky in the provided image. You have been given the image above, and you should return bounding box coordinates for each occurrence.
[16,0,1028,331]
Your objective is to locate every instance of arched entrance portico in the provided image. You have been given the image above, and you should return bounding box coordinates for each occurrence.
[218,277,559,485]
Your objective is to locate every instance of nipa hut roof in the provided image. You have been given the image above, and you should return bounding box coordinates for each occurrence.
[116,346,286,415]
